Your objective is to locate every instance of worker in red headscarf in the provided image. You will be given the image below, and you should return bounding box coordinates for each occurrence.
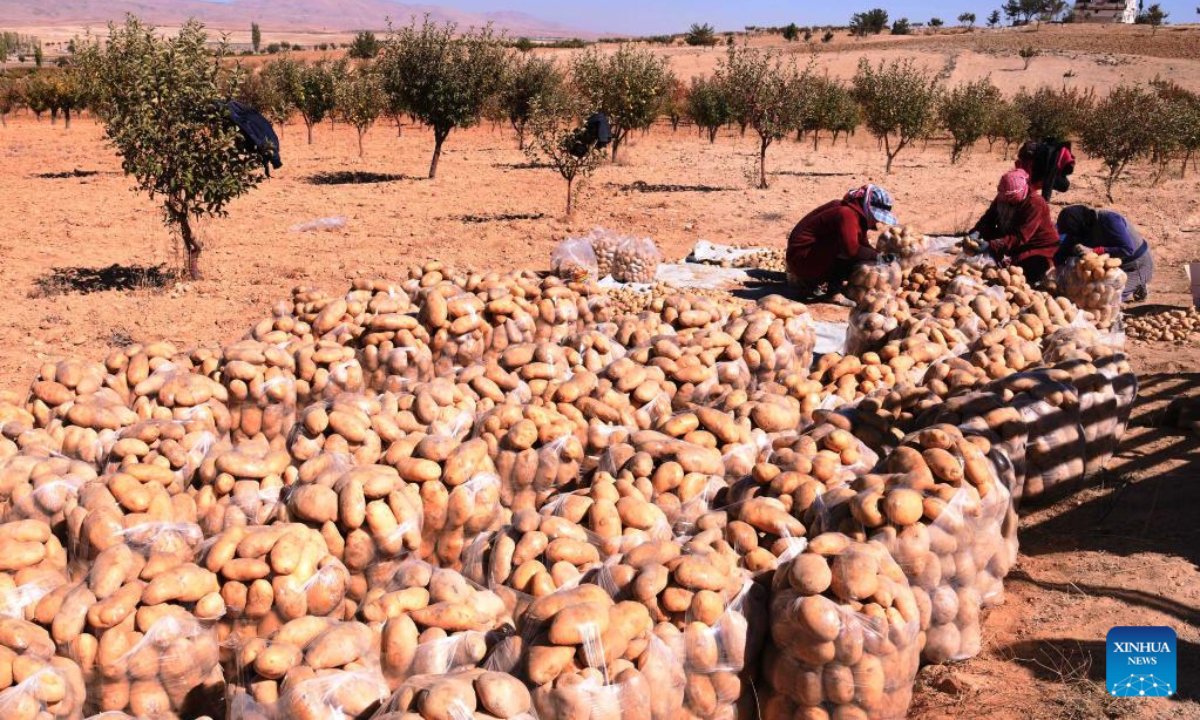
[786,184,897,304]
[965,169,1059,284]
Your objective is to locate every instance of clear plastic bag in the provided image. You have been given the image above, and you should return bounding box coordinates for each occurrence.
[765,534,921,720]
[552,236,600,282]
[846,258,902,305]
[611,237,662,285]
[373,668,536,720]
[846,292,907,356]
[0,657,86,720]
[1058,252,1126,331]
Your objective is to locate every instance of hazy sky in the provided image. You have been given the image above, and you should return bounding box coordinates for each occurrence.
[441,0,1196,34]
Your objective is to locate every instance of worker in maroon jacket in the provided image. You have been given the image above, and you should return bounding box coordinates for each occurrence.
[786,184,897,303]
[966,169,1059,284]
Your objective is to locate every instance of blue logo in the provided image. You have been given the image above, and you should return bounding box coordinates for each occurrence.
[1106,626,1176,697]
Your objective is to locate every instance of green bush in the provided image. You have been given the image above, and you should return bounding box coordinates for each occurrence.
[335,63,383,157]
[1081,84,1157,198]
[850,9,889,36]
[852,57,941,173]
[572,45,673,161]
[1014,84,1094,141]
[686,75,732,143]
[940,77,1001,162]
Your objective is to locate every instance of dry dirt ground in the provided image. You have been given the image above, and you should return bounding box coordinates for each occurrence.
[2,28,1200,718]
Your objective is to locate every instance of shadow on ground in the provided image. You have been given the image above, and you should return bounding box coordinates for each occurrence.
[304,171,413,185]
[614,180,734,193]
[31,264,177,297]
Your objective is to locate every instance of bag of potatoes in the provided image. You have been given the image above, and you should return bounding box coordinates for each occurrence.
[552,236,600,282]
[373,667,536,720]
[611,237,662,285]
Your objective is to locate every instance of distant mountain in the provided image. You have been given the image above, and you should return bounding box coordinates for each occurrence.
[0,0,590,39]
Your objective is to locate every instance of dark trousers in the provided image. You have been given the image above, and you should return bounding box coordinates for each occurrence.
[1017,256,1053,285]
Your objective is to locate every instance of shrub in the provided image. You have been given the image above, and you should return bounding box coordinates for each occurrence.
[959,12,977,27]
[852,57,941,173]
[686,74,732,143]
[258,56,301,125]
[77,17,266,279]
[502,53,567,150]
[349,31,380,59]
[685,23,719,47]
[782,23,801,42]
[988,10,1001,27]
[940,77,1001,162]
[663,76,688,131]
[929,18,944,27]
[1136,3,1169,33]
[1081,85,1157,199]
[1018,46,1038,70]
[18,72,53,121]
[822,31,835,43]
[804,76,861,149]
[335,63,384,157]
[378,18,509,179]
[251,23,261,53]
[892,19,912,35]
[572,45,673,161]
[850,9,889,36]
[512,37,534,52]
[1013,84,1094,140]
[718,44,811,188]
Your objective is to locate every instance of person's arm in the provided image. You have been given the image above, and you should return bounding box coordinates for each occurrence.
[987,202,1041,259]
[835,208,872,260]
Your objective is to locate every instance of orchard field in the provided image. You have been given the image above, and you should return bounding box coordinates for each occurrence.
[0,20,1199,720]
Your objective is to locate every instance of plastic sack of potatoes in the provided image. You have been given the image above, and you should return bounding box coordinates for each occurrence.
[104,419,219,494]
[40,388,136,466]
[258,667,391,720]
[552,236,600,282]
[996,371,1088,501]
[198,523,352,643]
[539,482,673,559]
[763,533,921,720]
[294,343,366,407]
[192,437,293,535]
[585,228,621,280]
[219,340,299,445]
[610,236,662,285]
[420,288,493,374]
[1057,252,1126,332]
[127,363,231,434]
[0,656,86,720]
[846,258,902,305]
[472,403,585,514]
[875,225,932,269]
[281,460,424,589]
[846,291,908,356]
[231,618,385,716]
[84,608,223,719]
[26,359,109,425]
[372,667,536,720]
[366,343,437,396]
[0,569,67,624]
[461,511,608,599]
[3,459,91,538]
[869,427,1015,663]
[289,394,385,466]
[1053,356,1136,478]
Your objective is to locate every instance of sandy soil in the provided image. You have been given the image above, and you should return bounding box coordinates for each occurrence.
[2,32,1200,717]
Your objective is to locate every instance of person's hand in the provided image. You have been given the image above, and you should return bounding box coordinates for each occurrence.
[1072,243,1090,257]
[1093,246,1106,254]
[967,231,981,242]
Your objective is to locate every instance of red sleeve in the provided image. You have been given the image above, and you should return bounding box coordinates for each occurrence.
[990,200,1056,261]
[837,208,864,258]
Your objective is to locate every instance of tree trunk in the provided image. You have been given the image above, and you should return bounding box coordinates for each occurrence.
[64,108,71,129]
[708,127,717,144]
[610,131,623,162]
[177,211,202,280]
[812,131,820,151]
[758,137,770,189]
[1182,149,1193,178]
[50,108,58,125]
[429,129,449,179]
[357,129,365,158]
[306,121,314,145]
[883,135,894,174]
[565,177,574,216]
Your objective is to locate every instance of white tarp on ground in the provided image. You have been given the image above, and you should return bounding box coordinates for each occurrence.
[596,261,756,293]
[813,321,849,355]
[686,240,773,264]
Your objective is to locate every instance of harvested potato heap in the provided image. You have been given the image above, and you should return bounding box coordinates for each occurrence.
[811,352,905,405]
[104,419,217,496]
[847,291,910,356]
[474,404,584,514]
[200,523,352,643]
[1,454,96,537]
[899,262,946,307]
[763,534,921,720]
[965,326,1044,382]
[846,259,902,305]
[0,618,86,720]
[414,284,494,373]
[358,558,515,689]
[193,437,293,534]
[1059,252,1126,331]
[372,668,535,720]
[1126,306,1200,344]
[219,340,299,445]
[867,426,1014,663]
[231,618,390,719]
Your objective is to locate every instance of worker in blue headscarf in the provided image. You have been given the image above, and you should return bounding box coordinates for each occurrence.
[1056,205,1154,301]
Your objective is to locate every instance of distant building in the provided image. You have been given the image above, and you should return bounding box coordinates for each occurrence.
[1071,0,1139,23]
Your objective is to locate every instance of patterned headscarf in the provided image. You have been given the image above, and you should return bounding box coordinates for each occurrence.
[996,169,1031,205]
[844,184,898,226]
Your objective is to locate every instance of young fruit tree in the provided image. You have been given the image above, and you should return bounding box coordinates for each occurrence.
[524,99,606,215]
[378,18,508,179]
[852,57,940,174]
[808,76,861,148]
[336,63,384,157]
[1081,85,1157,199]
[1014,84,1094,141]
[985,98,1029,157]
[501,53,566,150]
[50,69,87,128]
[686,74,732,143]
[571,45,673,161]
[78,17,268,280]
[295,59,343,144]
[718,44,810,188]
[251,23,261,53]
[940,77,1001,162]
[258,56,301,127]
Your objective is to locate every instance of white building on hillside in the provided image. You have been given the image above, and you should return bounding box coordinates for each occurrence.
[1071,0,1139,23]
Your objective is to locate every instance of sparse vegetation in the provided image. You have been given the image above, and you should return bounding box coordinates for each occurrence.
[501,53,567,150]
[335,63,383,157]
[686,75,732,143]
[985,97,1030,156]
[1014,84,1095,140]
[684,23,719,47]
[1019,46,1039,70]
[1137,3,1169,34]
[959,12,977,27]
[77,17,267,279]
[892,19,912,35]
[1081,84,1157,198]
[349,30,380,60]
[524,99,606,215]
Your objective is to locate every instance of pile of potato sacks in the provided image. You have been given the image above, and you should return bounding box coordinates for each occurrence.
[0,243,1136,720]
